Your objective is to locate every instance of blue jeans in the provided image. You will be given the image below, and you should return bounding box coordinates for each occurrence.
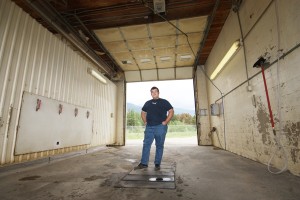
[140,124,168,165]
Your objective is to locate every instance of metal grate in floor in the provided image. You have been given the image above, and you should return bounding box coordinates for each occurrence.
[117,162,176,189]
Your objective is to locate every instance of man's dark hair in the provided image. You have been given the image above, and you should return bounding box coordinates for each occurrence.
[150,86,159,92]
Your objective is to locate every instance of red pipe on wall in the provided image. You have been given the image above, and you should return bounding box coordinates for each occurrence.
[261,66,276,134]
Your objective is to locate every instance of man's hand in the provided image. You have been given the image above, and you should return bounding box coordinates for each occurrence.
[162,108,174,125]
[141,111,147,125]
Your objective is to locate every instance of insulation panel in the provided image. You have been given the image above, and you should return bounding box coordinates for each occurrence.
[15,92,93,155]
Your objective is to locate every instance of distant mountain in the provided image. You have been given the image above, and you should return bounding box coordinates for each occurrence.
[127,102,195,116]
[175,107,195,116]
[127,103,142,113]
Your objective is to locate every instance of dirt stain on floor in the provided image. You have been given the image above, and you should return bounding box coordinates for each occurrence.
[84,175,105,181]
[19,175,41,181]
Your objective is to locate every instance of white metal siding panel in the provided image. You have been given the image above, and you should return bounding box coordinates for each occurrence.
[96,81,115,145]
[0,0,120,164]
[115,81,125,145]
[109,84,117,143]
[0,1,23,163]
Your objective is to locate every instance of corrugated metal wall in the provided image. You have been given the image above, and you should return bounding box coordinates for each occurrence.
[0,0,119,164]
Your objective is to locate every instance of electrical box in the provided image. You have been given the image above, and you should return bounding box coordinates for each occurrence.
[200,109,208,116]
[210,103,220,116]
[153,0,166,13]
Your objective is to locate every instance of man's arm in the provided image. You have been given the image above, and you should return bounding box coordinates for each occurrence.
[162,108,174,125]
[141,111,147,125]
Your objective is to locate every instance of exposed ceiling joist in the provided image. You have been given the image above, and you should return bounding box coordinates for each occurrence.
[13,0,232,82]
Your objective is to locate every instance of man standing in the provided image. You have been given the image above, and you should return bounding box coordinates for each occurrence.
[134,86,174,170]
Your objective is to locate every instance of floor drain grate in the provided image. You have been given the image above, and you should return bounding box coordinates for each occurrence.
[116,162,176,189]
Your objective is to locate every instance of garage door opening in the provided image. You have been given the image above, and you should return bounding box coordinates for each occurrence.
[126,79,197,146]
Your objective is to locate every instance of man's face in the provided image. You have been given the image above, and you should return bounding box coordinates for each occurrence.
[151,89,159,99]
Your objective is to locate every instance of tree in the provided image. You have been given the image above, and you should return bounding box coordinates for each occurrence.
[172,113,194,125]
[127,109,143,126]
[127,110,196,126]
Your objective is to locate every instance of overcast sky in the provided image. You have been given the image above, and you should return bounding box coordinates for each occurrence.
[126,79,195,110]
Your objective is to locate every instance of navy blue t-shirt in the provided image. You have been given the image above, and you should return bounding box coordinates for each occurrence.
[142,98,173,126]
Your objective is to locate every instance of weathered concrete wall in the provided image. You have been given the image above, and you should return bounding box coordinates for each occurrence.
[204,0,300,175]
[195,66,212,145]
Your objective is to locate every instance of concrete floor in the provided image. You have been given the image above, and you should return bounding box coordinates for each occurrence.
[0,141,300,200]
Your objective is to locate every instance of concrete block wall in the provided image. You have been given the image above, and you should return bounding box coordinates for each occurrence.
[202,0,300,175]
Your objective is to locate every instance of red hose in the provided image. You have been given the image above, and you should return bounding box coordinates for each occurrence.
[261,66,275,129]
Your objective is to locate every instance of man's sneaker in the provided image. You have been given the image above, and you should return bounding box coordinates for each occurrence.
[134,163,148,170]
[155,164,160,171]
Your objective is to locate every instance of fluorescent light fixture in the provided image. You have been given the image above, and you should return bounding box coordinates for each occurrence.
[88,68,107,84]
[160,56,171,62]
[180,54,192,60]
[210,40,241,80]
[95,50,105,55]
[140,58,151,63]
[121,60,132,64]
